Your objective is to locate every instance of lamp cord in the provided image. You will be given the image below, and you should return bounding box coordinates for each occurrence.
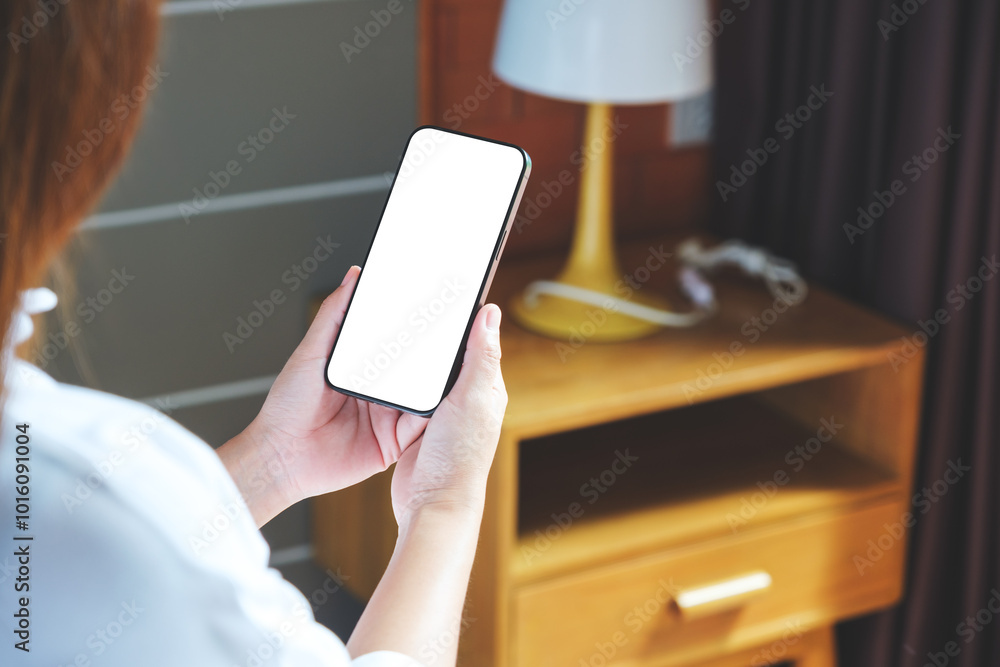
[519,238,808,328]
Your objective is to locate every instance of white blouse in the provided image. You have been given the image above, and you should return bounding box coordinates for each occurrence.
[0,289,422,667]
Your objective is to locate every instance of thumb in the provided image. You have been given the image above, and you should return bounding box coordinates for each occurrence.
[446,303,506,407]
[297,265,360,359]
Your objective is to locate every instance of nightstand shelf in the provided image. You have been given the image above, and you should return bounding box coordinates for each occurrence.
[514,394,901,584]
[313,232,925,667]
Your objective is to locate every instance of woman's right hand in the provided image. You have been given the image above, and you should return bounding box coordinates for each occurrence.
[348,304,506,664]
[389,303,508,526]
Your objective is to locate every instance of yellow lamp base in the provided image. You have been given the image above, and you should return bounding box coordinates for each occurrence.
[509,282,668,342]
[509,101,670,343]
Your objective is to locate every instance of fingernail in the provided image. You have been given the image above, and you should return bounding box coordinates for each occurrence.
[485,306,501,331]
[341,266,358,286]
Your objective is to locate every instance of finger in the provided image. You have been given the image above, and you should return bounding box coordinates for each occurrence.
[369,404,428,456]
[297,265,360,359]
[396,410,430,449]
[446,303,505,409]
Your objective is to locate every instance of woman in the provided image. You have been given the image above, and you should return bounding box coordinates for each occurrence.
[0,2,506,665]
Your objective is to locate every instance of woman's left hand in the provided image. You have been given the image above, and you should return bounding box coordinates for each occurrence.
[219,265,430,525]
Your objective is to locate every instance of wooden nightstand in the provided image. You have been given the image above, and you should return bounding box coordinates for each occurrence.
[314,233,924,667]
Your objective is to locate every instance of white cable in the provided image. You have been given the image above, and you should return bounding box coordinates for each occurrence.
[677,238,808,305]
[518,238,807,330]
[522,279,714,327]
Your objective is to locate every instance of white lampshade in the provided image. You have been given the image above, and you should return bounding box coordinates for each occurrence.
[493,0,713,104]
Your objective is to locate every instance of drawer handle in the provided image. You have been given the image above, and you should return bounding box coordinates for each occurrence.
[673,571,772,620]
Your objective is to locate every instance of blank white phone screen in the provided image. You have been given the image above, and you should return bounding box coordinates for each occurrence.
[326,128,527,414]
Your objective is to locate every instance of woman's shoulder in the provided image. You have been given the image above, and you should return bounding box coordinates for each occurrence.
[0,361,343,664]
[6,359,185,445]
[3,359,231,492]
[1,359,265,564]
[0,364,385,667]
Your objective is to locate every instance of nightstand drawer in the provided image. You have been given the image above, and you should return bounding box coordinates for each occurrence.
[512,501,905,666]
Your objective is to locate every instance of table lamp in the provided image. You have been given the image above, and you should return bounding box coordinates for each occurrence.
[493,0,712,341]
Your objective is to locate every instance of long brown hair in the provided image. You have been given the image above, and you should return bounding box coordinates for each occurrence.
[0,0,162,386]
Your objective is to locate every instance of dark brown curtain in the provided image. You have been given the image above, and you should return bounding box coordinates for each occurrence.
[709,1,1000,665]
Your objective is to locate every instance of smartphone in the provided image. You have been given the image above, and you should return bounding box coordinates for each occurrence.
[324,126,531,416]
